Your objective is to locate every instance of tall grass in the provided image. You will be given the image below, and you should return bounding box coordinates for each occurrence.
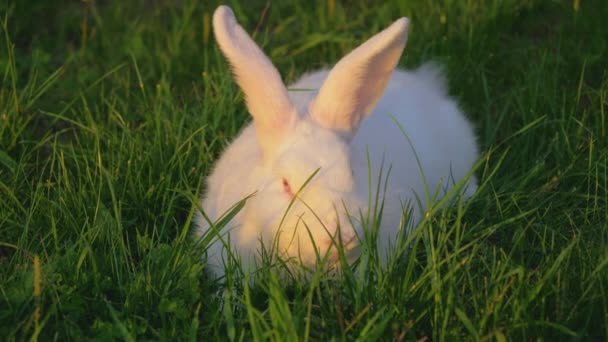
[1,0,607,340]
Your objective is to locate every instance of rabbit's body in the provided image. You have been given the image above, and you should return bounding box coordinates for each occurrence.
[291,66,478,239]
[196,6,479,278]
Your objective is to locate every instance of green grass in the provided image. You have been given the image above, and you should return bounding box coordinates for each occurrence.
[1,0,607,340]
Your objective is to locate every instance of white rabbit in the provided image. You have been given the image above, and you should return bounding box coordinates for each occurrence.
[195,5,479,278]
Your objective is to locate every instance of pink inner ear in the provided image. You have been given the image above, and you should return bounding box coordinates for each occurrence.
[282,178,293,197]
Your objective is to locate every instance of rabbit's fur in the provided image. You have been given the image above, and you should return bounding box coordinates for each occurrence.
[195,6,479,278]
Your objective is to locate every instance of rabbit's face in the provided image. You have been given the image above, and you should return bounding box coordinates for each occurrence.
[240,119,362,269]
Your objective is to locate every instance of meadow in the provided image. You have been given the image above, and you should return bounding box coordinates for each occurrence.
[1,0,607,340]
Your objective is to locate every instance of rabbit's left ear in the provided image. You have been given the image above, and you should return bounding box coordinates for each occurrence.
[213,6,296,158]
[309,18,409,140]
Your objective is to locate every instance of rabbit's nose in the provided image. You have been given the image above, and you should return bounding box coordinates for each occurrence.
[321,231,357,250]
[319,232,358,264]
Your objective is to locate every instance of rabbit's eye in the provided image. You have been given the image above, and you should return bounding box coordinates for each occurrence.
[282,178,293,197]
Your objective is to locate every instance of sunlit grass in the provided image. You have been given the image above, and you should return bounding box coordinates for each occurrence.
[1,0,607,340]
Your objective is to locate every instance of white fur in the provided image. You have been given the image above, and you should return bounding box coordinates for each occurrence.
[195,6,479,278]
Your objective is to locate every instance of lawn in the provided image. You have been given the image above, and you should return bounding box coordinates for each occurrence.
[1,0,607,340]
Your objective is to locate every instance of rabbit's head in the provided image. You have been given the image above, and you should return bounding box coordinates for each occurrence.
[212,6,409,269]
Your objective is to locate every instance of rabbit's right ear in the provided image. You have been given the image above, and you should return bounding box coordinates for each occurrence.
[309,18,409,140]
[213,6,296,158]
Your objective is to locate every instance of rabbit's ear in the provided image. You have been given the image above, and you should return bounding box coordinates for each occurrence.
[309,18,409,139]
[213,6,296,157]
